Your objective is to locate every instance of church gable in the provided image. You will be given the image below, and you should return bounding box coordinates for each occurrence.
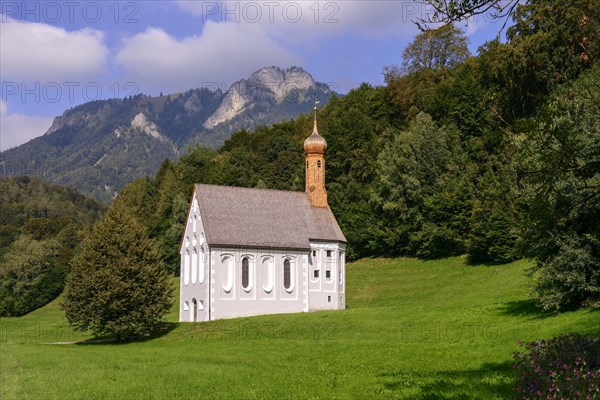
[179,192,206,253]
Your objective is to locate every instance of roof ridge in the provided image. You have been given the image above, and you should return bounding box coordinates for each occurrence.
[195,183,306,196]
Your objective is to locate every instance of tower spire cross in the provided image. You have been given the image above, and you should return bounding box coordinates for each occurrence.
[313,99,320,131]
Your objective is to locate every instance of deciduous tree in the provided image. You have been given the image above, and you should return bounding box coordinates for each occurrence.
[400,24,470,75]
[63,204,173,340]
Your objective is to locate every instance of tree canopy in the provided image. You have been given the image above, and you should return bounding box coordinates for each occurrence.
[400,24,471,75]
[63,204,173,340]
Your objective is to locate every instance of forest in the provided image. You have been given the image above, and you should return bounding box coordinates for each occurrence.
[112,1,598,311]
[0,177,104,316]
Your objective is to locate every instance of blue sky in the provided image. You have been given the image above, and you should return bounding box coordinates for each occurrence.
[0,0,508,150]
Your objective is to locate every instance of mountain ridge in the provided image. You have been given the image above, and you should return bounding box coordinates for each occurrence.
[0,66,336,203]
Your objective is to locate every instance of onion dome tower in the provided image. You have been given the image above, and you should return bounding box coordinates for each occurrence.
[304,103,328,208]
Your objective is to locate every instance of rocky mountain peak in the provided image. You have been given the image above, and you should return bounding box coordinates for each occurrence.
[130,113,167,142]
[203,66,320,130]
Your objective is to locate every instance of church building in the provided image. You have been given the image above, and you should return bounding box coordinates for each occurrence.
[179,107,347,322]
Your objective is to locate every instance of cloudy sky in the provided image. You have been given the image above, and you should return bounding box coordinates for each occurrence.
[0,0,506,150]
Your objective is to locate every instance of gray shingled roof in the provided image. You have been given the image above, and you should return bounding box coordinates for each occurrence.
[194,184,346,250]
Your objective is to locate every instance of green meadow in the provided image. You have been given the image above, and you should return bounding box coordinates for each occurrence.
[1,257,598,399]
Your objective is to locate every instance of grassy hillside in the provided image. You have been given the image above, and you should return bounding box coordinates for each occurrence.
[1,257,598,399]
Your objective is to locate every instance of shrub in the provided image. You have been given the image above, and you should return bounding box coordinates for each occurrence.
[512,333,600,399]
[530,235,600,311]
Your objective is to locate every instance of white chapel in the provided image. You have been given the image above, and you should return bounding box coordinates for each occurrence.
[179,107,346,322]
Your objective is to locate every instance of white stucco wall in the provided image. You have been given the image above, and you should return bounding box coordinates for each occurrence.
[308,242,346,310]
[209,247,307,320]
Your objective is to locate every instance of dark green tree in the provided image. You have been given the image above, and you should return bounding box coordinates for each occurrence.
[63,204,173,340]
[518,66,600,310]
[468,164,519,264]
[374,112,471,257]
[324,85,392,259]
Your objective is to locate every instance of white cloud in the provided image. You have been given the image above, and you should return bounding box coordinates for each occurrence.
[115,21,300,94]
[0,101,53,151]
[118,1,425,93]
[0,16,108,82]
[175,0,420,38]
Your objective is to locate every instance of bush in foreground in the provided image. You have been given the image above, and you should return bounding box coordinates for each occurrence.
[512,333,600,399]
[63,204,173,341]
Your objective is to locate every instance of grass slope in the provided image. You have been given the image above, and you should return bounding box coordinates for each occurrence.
[1,257,598,399]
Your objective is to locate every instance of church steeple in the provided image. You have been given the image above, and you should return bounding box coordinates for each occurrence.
[304,103,328,208]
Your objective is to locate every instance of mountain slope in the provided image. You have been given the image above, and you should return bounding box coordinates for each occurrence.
[0,66,335,203]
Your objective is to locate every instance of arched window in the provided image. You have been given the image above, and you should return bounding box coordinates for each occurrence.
[283,259,292,291]
[222,256,233,292]
[242,257,250,290]
[262,257,274,293]
[183,250,190,285]
[198,247,205,284]
[317,160,321,168]
[191,249,198,284]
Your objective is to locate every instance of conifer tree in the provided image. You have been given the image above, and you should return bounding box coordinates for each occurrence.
[63,204,173,341]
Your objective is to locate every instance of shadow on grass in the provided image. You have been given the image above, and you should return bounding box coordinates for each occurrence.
[498,299,555,319]
[466,259,512,267]
[75,322,178,345]
[378,361,513,399]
